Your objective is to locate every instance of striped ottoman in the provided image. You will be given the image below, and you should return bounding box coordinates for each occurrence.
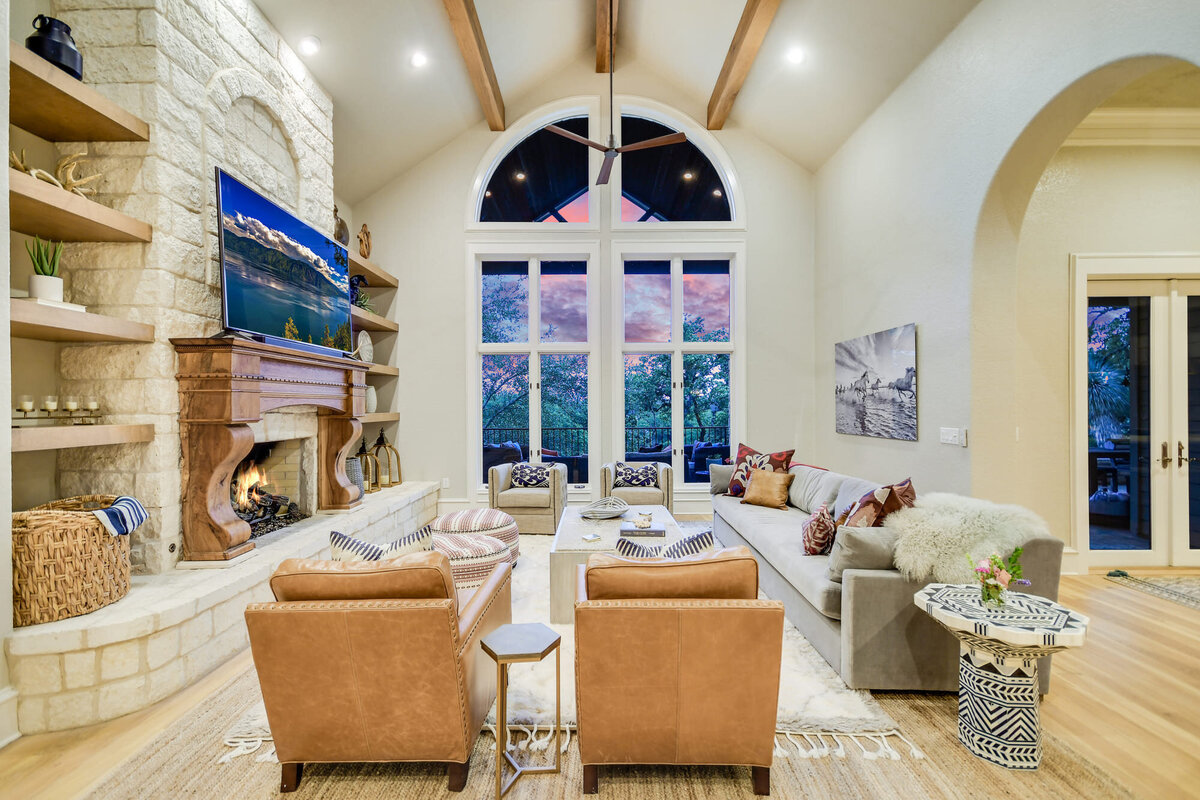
[432,533,509,591]
[430,508,520,565]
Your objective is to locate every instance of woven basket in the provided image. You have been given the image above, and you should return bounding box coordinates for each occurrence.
[12,495,132,627]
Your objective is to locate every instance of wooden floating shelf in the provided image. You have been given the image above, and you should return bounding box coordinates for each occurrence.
[12,423,155,453]
[348,251,398,289]
[352,305,398,333]
[357,413,399,424]
[11,299,155,343]
[364,361,399,377]
[9,45,150,142]
[10,168,153,242]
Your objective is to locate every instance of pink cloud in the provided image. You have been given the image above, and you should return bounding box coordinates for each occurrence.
[682,273,730,339]
[540,274,588,341]
[624,274,671,341]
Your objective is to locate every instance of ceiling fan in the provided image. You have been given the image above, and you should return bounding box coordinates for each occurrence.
[543,1,686,185]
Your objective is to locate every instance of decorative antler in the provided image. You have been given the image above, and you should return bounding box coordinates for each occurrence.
[55,152,101,197]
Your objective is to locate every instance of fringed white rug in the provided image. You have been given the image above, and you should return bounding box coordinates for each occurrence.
[224,531,923,765]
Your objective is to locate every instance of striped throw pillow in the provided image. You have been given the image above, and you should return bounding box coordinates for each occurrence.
[330,525,434,562]
[615,531,715,559]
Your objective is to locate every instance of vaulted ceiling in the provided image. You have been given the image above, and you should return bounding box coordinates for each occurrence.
[255,0,981,204]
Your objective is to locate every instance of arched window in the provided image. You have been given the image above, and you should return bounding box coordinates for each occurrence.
[619,116,731,222]
[474,109,733,224]
[480,116,590,223]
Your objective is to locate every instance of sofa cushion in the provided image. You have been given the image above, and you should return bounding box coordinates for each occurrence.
[615,530,715,559]
[710,463,736,495]
[713,495,842,619]
[497,487,551,508]
[329,526,433,562]
[270,550,456,604]
[826,526,900,583]
[729,443,795,497]
[511,462,550,488]
[741,468,795,510]
[832,474,882,519]
[788,465,844,514]
[801,504,837,555]
[613,462,659,487]
[585,546,758,600]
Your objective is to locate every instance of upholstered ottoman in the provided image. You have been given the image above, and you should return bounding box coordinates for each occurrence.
[430,508,519,565]
[432,533,509,591]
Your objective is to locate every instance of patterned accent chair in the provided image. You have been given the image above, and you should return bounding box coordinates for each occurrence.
[600,462,673,512]
[488,461,568,534]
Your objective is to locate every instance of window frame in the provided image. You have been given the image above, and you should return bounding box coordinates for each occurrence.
[467,241,602,500]
[610,240,747,497]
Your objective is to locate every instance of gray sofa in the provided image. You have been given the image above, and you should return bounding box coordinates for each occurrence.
[709,464,1064,692]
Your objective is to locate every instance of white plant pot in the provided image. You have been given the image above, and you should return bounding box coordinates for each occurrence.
[365,385,378,414]
[28,274,63,302]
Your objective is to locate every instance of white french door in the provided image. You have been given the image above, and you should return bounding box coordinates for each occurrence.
[1082,274,1200,567]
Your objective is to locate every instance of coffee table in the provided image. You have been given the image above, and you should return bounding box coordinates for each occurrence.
[548,504,684,624]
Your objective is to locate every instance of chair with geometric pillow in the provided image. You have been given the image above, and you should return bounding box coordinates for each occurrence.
[600,461,673,512]
[488,461,568,534]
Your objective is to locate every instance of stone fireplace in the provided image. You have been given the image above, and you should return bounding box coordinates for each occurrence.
[230,438,313,537]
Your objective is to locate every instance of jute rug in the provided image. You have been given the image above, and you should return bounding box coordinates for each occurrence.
[85,664,1131,799]
[1105,572,1200,611]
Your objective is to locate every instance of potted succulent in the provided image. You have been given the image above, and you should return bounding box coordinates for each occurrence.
[26,236,64,302]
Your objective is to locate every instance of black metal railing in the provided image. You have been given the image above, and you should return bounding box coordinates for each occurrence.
[484,426,730,456]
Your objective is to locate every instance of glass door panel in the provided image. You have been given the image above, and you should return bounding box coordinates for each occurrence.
[623,354,672,463]
[541,353,589,484]
[1086,296,1153,552]
[481,354,529,482]
[1179,293,1200,562]
[682,353,731,483]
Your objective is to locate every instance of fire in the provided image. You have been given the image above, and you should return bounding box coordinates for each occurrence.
[233,461,269,513]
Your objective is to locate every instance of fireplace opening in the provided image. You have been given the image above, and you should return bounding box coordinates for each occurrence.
[230,441,311,538]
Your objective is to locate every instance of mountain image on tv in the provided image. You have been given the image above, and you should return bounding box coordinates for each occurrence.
[218,171,352,353]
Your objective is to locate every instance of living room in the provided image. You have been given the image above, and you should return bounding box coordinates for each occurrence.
[1,0,1198,797]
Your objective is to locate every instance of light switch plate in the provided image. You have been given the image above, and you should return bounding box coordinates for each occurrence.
[939,427,960,446]
[441,477,450,489]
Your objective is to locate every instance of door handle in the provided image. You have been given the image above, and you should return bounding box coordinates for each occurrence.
[1180,441,1197,466]
[1161,441,1174,469]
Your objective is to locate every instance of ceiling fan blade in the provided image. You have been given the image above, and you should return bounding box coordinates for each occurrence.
[616,132,687,153]
[545,124,609,152]
[595,154,616,185]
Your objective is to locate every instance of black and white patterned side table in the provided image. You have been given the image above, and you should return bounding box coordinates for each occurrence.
[914,583,1089,770]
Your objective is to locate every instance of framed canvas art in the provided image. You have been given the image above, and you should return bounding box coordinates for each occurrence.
[834,323,917,441]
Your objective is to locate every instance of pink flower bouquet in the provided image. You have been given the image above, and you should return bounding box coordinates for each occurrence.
[968,548,1031,608]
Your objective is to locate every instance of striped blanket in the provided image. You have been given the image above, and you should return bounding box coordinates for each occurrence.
[91,496,148,536]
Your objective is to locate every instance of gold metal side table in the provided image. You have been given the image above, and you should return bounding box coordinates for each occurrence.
[480,622,562,798]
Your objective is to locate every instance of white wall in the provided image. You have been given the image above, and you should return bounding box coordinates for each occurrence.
[1012,146,1200,539]
[812,0,1200,508]
[353,54,815,501]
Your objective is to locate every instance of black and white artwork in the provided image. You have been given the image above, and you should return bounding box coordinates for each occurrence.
[834,323,917,441]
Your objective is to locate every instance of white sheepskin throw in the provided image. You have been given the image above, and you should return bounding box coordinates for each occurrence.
[889,492,1050,583]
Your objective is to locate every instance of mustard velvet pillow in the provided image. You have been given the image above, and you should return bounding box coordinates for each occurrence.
[740,467,795,510]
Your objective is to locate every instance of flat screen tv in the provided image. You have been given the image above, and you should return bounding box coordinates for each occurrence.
[216,168,352,357]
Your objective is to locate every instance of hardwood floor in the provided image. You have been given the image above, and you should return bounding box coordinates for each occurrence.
[0,574,1195,799]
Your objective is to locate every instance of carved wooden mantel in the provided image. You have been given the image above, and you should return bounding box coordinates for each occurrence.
[172,337,367,561]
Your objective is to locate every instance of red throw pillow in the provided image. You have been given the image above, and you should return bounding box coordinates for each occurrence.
[728,443,795,497]
[802,503,837,555]
[844,478,917,527]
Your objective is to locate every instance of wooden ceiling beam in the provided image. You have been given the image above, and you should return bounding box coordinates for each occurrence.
[707,0,781,130]
[596,0,618,73]
[443,0,505,130]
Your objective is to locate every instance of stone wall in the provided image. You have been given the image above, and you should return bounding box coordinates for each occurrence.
[48,0,335,572]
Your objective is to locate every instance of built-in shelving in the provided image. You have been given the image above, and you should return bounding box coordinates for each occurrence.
[363,361,399,377]
[357,412,400,425]
[10,168,153,242]
[349,251,398,289]
[11,299,156,343]
[351,305,398,333]
[9,45,150,142]
[12,423,155,452]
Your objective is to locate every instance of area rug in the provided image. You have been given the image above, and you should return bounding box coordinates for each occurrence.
[1104,572,1200,611]
[221,532,913,767]
[87,666,1133,800]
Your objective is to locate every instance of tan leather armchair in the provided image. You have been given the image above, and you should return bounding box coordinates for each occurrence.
[245,550,512,793]
[488,461,567,534]
[574,547,784,795]
[600,462,673,512]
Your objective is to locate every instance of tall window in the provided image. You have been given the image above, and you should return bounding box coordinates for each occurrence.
[480,117,589,223]
[479,258,593,485]
[621,256,734,484]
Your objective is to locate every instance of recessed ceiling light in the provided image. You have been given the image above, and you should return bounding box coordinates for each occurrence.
[785,46,806,65]
[515,172,526,181]
[712,188,723,198]
[298,36,321,56]
[411,51,428,68]
[683,171,694,181]
[484,190,492,198]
